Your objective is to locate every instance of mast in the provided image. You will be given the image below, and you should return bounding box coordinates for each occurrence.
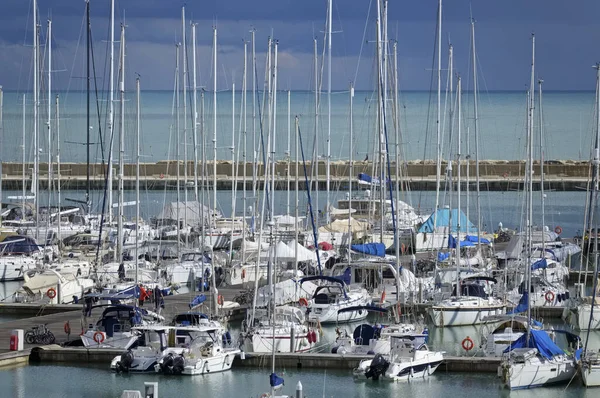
[47,18,52,237]
[471,18,482,245]
[212,26,218,315]
[294,115,299,284]
[182,7,188,230]
[56,94,61,259]
[192,22,199,202]
[326,0,332,222]
[251,29,257,224]
[200,89,207,285]
[108,0,115,222]
[286,90,291,215]
[526,34,536,344]
[376,0,384,242]
[394,40,400,271]
[271,41,278,221]
[0,86,2,228]
[22,94,26,214]
[538,79,545,253]
[117,23,126,264]
[348,83,354,267]
[229,83,236,262]
[242,40,248,263]
[433,0,442,236]
[456,76,462,297]
[86,0,91,214]
[33,0,39,236]
[176,43,181,256]
[136,77,141,287]
[313,38,319,226]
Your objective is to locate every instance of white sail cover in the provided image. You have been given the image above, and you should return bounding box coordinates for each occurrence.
[254,279,318,307]
[318,217,369,234]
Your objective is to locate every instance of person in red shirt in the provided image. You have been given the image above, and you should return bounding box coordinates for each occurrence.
[139,284,148,307]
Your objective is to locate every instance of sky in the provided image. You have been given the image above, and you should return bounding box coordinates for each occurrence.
[0,0,599,91]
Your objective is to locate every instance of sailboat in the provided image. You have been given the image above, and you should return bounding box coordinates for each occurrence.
[499,35,576,390]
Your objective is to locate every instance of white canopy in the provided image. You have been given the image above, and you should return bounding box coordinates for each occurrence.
[319,217,369,234]
[287,239,318,262]
[255,279,318,308]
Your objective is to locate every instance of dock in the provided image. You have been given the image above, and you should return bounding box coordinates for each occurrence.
[0,160,593,191]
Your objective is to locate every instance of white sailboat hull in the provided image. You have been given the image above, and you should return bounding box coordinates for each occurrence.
[500,354,576,390]
[429,300,505,327]
[582,361,600,387]
[0,257,37,281]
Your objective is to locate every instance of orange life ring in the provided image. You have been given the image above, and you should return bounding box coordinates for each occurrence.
[64,321,71,334]
[545,291,555,303]
[160,173,165,179]
[401,243,406,254]
[46,288,57,299]
[217,295,224,306]
[462,336,474,351]
[298,297,309,307]
[93,331,105,344]
[554,226,562,235]
[241,269,246,279]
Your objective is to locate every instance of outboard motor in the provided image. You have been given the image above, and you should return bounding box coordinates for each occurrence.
[172,355,185,375]
[160,353,175,374]
[365,353,389,381]
[115,350,135,373]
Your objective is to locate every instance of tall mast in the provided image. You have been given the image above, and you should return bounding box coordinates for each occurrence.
[526,34,536,344]
[201,89,206,263]
[117,23,126,264]
[22,94,26,215]
[175,43,181,256]
[56,94,61,258]
[47,19,52,236]
[313,38,319,225]
[182,7,188,230]
[471,18,482,245]
[229,82,236,262]
[433,0,442,237]
[86,0,91,214]
[294,115,300,281]
[251,29,257,223]
[286,90,291,215]
[538,79,545,253]
[33,0,39,235]
[376,0,384,242]
[348,83,354,267]
[393,40,400,271]
[135,77,141,287]
[212,26,218,315]
[242,41,248,263]
[108,0,115,222]
[0,86,2,228]
[192,23,199,202]
[456,76,462,297]
[326,0,332,222]
[271,41,278,221]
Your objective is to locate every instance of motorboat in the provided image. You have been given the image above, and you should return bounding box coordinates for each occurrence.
[155,320,241,375]
[0,235,42,281]
[301,276,371,324]
[331,307,418,355]
[353,332,444,381]
[15,268,94,304]
[111,326,170,373]
[167,251,211,285]
[82,304,164,349]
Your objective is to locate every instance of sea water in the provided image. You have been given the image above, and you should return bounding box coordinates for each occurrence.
[0,90,595,164]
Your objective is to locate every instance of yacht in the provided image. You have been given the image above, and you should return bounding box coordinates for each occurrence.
[111,326,170,373]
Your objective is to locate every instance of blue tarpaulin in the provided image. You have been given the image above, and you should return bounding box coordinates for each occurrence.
[351,243,386,257]
[503,329,565,359]
[464,235,491,244]
[448,235,475,249]
[357,173,380,185]
[418,208,478,234]
[531,258,548,271]
[438,252,450,262]
[270,373,284,389]
[189,294,207,308]
[507,292,529,315]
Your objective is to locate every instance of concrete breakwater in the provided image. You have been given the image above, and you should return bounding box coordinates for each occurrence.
[0,159,592,191]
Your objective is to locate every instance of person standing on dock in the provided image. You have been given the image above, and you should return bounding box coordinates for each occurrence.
[139,284,148,307]
[153,286,164,315]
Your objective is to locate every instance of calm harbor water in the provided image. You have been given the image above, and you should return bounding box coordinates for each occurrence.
[0,363,595,398]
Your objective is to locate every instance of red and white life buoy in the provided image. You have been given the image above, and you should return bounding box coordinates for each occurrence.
[93,331,105,344]
[545,291,555,303]
[554,226,562,235]
[46,288,57,299]
[298,297,309,307]
[462,336,474,351]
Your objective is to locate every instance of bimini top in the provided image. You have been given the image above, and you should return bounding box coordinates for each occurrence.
[337,305,388,315]
[503,329,564,359]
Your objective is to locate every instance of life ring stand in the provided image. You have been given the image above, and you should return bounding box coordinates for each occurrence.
[462,336,474,351]
[298,297,309,307]
[93,331,105,344]
[217,295,224,306]
[554,226,562,235]
[46,288,57,299]
[545,291,555,303]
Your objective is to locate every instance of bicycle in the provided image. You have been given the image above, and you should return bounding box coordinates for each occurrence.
[25,324,56,345]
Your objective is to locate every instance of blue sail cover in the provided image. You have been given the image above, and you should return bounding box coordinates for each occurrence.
[418,208,478,234]
[448,235,475,248]
[357,173,380,185]
[507,292,529,315]
[531,258,548,270]
[189,294,207,308]
[351,243,386,257]
[334,267,352,286]
[269,373,284,389]
[438,252,450,262]
[503,329,565,359]
[464,235,491,244]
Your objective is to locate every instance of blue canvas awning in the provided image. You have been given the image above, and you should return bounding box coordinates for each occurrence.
[503,329,564,359]
[418,208,478,234]
[351,243,386,257]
